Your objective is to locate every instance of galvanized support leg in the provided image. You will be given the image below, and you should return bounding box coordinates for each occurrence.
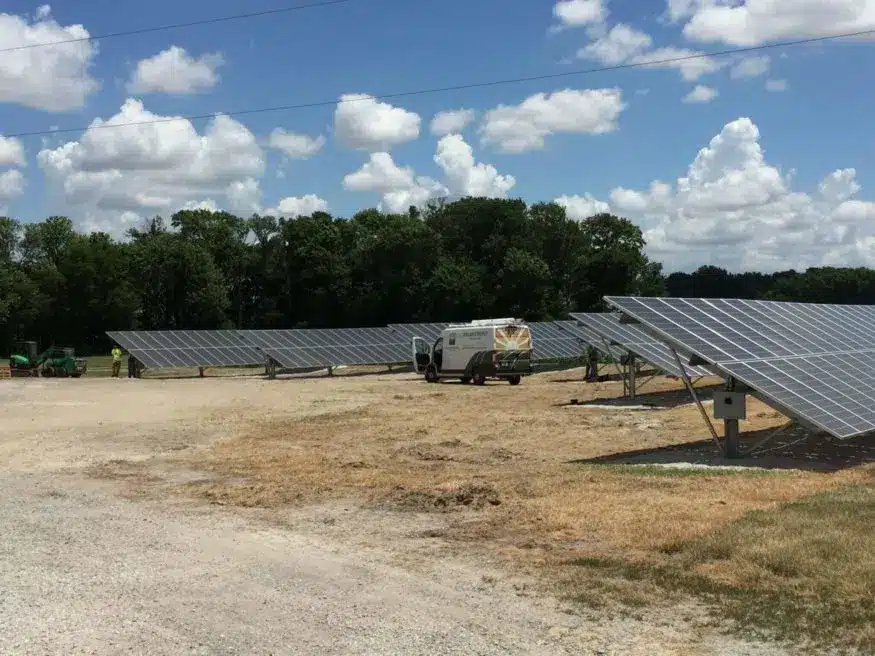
[670,348,724,455]
[198,366,205,378]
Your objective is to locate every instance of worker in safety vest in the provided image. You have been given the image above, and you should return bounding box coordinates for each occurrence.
[111,346,122,378]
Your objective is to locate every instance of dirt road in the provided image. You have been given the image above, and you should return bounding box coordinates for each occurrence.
[0,376,789,655]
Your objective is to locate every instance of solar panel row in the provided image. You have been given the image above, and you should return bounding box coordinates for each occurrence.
[106,331,264,369]
[107,310,715,378]
[605,296,875,440]
[569,312,712,379]
[237,328,410,370]
[528,322,589,360]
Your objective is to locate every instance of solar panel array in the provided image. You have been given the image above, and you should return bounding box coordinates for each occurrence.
[553,320,602,349]
[106,331,264,369]
[570,312,712,379]
[237,328,411,370]
[605,296,875,439]
[528,322,589,360]
[388,323,450,344]
[111,315,692,374]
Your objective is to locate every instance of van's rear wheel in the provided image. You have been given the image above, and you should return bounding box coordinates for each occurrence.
[460,376,471,384]
[508,375,522,386]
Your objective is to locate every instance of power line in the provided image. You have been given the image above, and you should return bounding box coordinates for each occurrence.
[6,27,873,140]
[0,0,357,54]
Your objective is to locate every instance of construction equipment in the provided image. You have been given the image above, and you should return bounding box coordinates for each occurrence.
[9,341,87,378]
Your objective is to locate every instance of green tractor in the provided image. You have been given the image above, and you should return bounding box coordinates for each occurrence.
[9,341,87,378]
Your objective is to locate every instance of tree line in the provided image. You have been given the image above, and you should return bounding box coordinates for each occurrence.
[2,197,874,355]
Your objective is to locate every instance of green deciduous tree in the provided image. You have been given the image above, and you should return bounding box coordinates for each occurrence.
[5,198,873,356]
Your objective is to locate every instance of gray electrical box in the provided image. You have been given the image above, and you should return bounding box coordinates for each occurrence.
[714,391,747,420]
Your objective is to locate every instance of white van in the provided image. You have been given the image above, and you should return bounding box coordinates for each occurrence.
[413,319,533,385]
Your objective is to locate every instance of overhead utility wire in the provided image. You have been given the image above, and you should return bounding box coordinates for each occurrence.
[5,27,873,140]
[0,0,356,54]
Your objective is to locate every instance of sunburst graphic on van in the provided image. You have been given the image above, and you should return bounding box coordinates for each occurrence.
[495,326,532,351]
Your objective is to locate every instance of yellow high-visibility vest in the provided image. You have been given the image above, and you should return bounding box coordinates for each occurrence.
[111,348,122,362]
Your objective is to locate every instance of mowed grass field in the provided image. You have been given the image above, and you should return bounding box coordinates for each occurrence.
[15,364,874,652]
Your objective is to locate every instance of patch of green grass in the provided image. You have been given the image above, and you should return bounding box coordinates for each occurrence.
[567,484,875,653]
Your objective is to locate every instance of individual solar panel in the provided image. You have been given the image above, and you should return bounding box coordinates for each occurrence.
[528,322,588,360]
[604,296,875,439]
[388,323,450,344]
[106,330,264,369]
[552,320,602,347]
[237,328,411,370]
[569,312,712,379]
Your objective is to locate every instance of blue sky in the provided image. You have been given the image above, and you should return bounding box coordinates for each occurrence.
[0,0,874,272]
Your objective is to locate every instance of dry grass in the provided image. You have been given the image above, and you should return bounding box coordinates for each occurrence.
[175,369,875,651]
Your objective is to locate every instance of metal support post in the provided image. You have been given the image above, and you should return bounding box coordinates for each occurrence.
[724,418,740,458]
[328,366,334,377]
[198,366,205,378]
[628,354,637,400]
[670,348,724,455]
[601,337,627,394]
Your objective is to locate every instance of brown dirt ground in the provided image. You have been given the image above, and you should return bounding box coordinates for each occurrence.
[168,369,873,624]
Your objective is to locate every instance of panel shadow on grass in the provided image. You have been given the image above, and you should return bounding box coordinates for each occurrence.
[571,424,875,472]
[561,385,723,410]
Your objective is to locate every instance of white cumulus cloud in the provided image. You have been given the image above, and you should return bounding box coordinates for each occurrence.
[265,194,329,218]
[682,85,718,103]
[343,133,514,212]
[480,88,625,154]
[730,55,770,79]
[578,23,652,64]
[567,117,875,271]
[678,0,875,46]
[434,134,516,198]
[554,193,610,220]
[0,7,98,111]
[268,129,325,159]
[430,109,476,136]
[552,0,606,28]
[0,135,25,167]
[0,169,24,201]
[334,93,421,151]
[578,23,724,81]
[37,98,265,234]
[630,46,725,81]
[343,152,447,213]
[128,46,223,95]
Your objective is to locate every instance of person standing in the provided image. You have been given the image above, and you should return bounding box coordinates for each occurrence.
[111,345,122,378]
[127,353,137,379]
[585,346,599,382]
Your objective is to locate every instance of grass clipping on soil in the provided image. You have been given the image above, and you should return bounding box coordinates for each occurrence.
[181,373,875,651]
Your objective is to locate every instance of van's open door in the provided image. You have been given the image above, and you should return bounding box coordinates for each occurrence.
[412,337,431,373]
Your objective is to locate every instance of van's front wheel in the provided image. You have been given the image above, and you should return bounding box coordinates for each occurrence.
[472,371,487,386]
[508,375,521,386]
[425,365,439,383]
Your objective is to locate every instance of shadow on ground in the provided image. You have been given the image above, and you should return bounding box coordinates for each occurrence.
[572,424,875,472]
[560,385,724,410]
